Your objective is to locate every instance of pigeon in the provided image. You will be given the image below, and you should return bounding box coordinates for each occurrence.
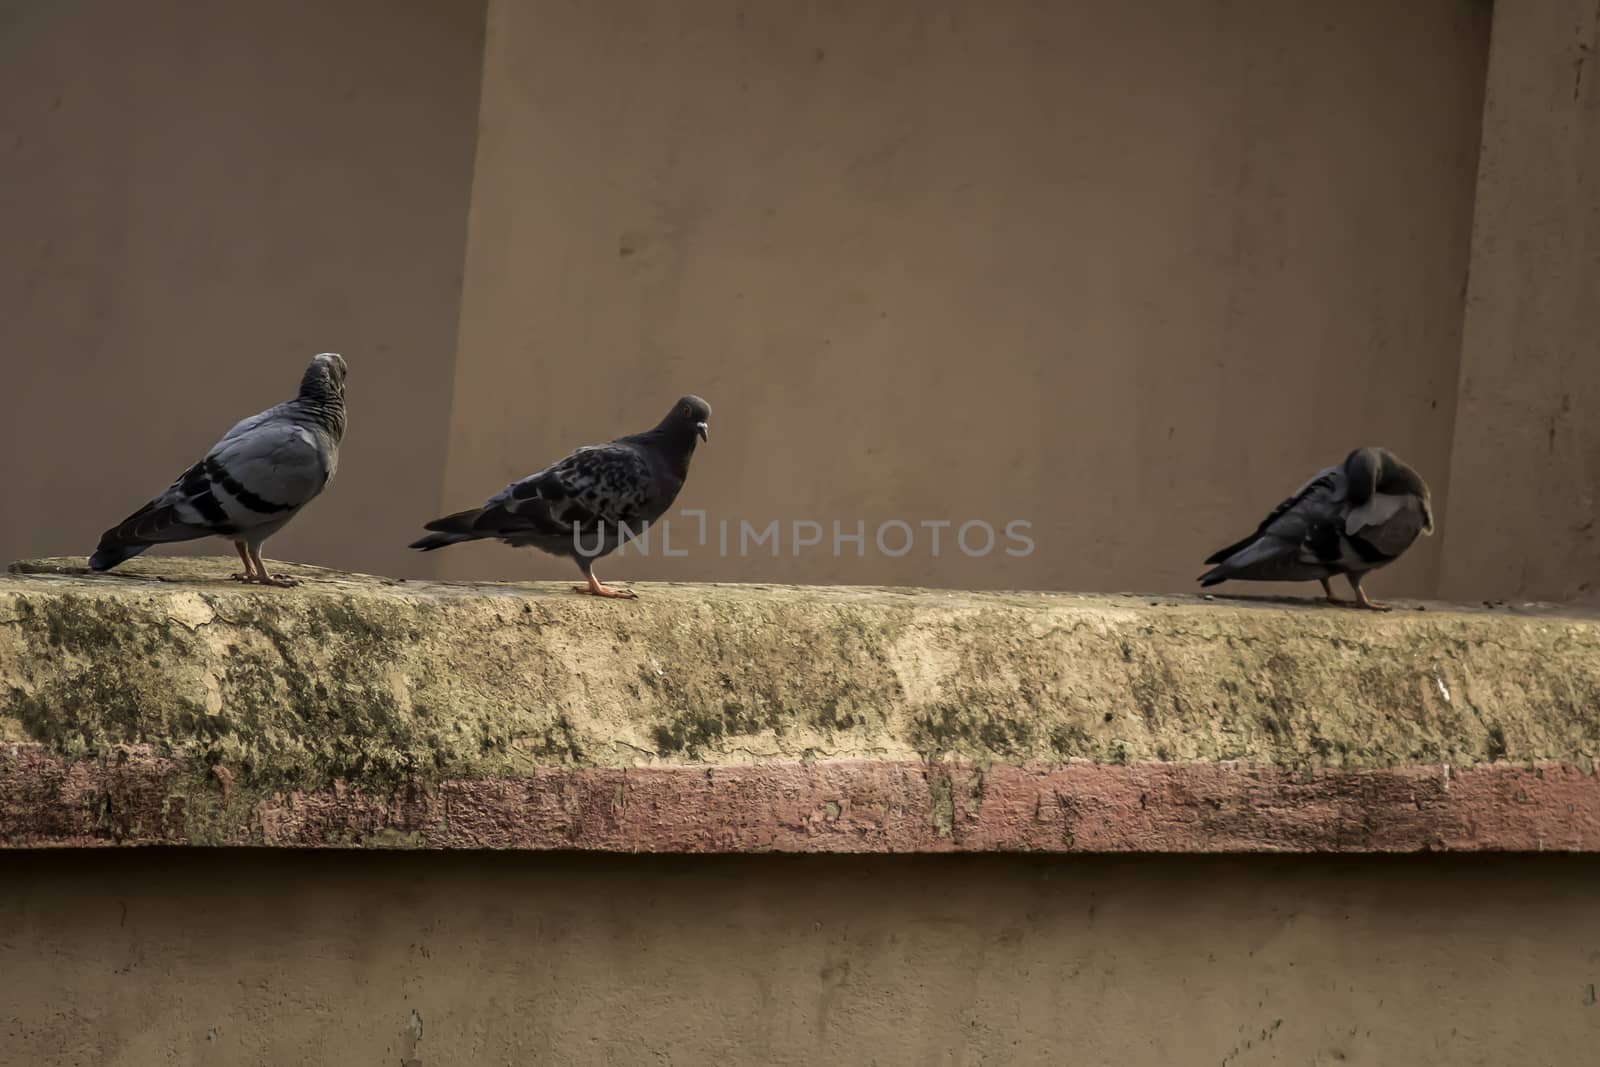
[88,352,348,586]
[410,395,711,599]
[1198,446,1434,611]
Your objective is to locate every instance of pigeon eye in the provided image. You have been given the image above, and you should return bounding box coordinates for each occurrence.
[681,405,691,417]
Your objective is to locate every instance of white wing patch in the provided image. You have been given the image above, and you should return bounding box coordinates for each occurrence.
[1345,492,1406,536]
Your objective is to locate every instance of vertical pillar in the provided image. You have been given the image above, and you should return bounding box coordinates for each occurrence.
[1441,0,1600,603]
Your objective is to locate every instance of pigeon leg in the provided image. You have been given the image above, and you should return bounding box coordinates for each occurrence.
[1319,577,1345,605]
[574,566,636,600]
[247,543,299,588]
[1347,574,1390,612]
[231,541,256,582]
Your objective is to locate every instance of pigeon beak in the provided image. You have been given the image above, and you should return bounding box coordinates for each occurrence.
[695,421,709,442]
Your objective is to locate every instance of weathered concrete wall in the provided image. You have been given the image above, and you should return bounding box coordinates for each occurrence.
[4,849,1599,1066]
[1439,0,1600,605]
[438,0,1489,596]
[0,0,485,579]
[4,558,1597,851]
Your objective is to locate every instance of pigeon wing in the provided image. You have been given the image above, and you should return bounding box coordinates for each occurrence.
[1199,466,1350,584]
[1345,493,1429,562]
[473,444,654,539]
[201,412,333,521]
[1204,465,1342,564]
[125,414,328,538]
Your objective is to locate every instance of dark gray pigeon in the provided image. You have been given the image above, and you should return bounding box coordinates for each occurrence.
[1198,446,1434,611]
[88,352,348,586]
[410,395,711,599]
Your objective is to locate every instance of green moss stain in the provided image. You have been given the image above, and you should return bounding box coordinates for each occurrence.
[928,771,955,838]
[911,701,1036,760]
[643,600,912,757]
[1048,723,1091,759]
[1486,724,1508,762]
[4,583,601,823]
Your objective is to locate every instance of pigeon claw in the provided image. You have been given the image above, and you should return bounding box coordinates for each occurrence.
[1347,579,1390,612]
[576,572,637,599]
[232,573,298,587]
[573,583,637,600]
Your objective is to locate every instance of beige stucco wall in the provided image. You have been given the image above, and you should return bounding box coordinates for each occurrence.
[3,850,1597,1065]
[1439,0,1600,605]
[7,0,1595,601]
[0,0,485,581]
[436,0,1490,595]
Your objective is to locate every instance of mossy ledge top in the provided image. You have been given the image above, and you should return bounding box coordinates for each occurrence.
[4,555,1597,802]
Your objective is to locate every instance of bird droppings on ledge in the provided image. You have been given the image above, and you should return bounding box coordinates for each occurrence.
[2,556,1598,850]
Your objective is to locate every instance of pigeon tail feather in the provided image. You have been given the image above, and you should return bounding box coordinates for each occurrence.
[1199,542,1332,586]
[410,508,485,551]
[409,531,477,552]
[88,540,149,572]
[1203,534,1258,566]
[424,508,482,534]
[89,501,190,571]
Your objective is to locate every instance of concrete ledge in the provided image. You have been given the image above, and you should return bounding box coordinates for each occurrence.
[3,557,1598,851]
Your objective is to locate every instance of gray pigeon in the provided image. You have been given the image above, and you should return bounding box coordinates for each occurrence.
[88,352,348,586]
[410,395,710,599]
[1198,446,1434,611]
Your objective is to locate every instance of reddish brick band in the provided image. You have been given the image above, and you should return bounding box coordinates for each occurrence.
[3,743,1597,852]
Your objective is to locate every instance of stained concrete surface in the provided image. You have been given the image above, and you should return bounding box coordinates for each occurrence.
[2,850,1598,1065]
[5,558,1598,852]
[6,557,1598,796]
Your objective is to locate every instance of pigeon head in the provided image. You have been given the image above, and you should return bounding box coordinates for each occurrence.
[296,353,349,440]
[1346,446,1434,535]
[1373,448,1434,535]
[300,352,348,401]
[663,394,711,443]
